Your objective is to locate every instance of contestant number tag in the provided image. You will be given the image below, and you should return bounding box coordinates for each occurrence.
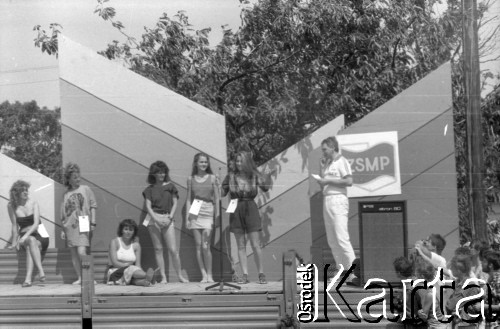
[189,199,204,216]
[37,223,49,238]
[143,214,151,227]
[78,215,90,233]
[226,199,238,213]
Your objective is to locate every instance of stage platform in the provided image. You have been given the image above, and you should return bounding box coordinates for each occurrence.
[0,281,405,329]
[0,281,284,297]
[0,251,406,328]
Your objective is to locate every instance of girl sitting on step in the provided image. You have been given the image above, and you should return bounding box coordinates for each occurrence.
[8,180,49,287]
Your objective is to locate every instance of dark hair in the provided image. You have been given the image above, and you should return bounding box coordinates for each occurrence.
[321,136,339,152]
[473,240,490,260]
[450,255,472,277]
[417,261,436,281]
[454,246,473,257]
[191,152,213,176]
[393,256,413,278]
[117,219,138,240]
[63,162,81,188]
[147,161,170,185]
[484,250,500,271]
[9,180,30,209]
[429,234,446,255]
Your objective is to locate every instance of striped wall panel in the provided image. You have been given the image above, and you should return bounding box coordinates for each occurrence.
[58,35,226,163]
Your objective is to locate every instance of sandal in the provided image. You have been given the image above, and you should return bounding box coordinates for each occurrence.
[22,282,32,288]
[237,274,249,284]
[39,275,46,283]
[232,272,239,283]
[258,273,267,284]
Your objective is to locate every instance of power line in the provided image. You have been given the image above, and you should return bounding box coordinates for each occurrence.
[0,65,58,74]
[0,79,58,87]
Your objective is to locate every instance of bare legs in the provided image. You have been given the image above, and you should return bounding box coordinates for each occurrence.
[148,225,167,283]
[22,236,45,284]
[70,246,87,284]
[193,229,213,282]
[234,231,264,277]
[148,223,188,283]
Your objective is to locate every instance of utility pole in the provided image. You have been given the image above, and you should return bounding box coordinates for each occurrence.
[462,0,487,241]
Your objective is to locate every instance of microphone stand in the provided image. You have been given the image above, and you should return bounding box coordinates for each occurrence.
[206,167,240,291]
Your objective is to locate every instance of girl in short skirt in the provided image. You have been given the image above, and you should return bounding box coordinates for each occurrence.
[186,153,220,283]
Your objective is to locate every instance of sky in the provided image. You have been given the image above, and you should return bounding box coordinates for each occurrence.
[0,0,499,110]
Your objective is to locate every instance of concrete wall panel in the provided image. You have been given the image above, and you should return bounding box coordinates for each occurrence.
[60,81,226,184]
[59,35,226,162]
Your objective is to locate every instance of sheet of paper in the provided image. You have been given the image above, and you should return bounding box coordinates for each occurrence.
[78,215,90,233]
[189,199,204,215]
[37,223,49,238]
[226,199,238,213]
[311,174,321,180]
[143,214,151,227]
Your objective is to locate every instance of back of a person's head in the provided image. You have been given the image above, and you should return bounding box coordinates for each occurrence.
[417,261,436,282]
[485,250,500,271]
[393,256,413,278]
[454,246,473,257]
[473,240,491,260]
[450,254,472,277]
[430,234,446,255]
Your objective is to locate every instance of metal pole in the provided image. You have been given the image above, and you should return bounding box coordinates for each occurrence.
[462,0,487,241]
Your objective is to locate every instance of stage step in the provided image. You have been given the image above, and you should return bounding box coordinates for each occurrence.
[0,248,109,284]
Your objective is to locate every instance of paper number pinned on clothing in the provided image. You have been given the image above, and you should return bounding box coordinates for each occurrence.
[143,214,151,227]
[37,223,49,238]
[226,199,238,213]
[189,199,204,216]
[78,215,90,233]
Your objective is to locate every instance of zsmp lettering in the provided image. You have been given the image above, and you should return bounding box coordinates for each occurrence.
[296,264,493,324]
[348,156,391,173]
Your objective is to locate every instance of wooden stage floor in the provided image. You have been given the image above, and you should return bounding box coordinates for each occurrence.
[0,281,285,297]
[0,281,363,297]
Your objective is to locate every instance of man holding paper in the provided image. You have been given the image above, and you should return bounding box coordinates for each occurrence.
[313,136,356,283]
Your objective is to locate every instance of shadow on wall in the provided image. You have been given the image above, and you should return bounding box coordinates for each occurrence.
[295,137,315,172]
[260,205,274,246]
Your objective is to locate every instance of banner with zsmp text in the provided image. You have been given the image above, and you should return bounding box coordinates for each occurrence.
[337,131,401,198]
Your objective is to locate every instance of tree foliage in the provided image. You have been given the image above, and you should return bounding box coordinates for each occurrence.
[0,101,62,183]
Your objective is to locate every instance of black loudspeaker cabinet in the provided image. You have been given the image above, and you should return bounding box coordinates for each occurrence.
[358,201,407,285]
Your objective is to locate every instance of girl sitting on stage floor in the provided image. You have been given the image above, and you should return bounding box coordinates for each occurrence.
[222,151,273,284]
[107,219,155,286]
[143,160,188,283]
[7,180,49,287]
[186,153,220,283]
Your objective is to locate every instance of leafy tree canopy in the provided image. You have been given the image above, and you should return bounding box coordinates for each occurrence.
[0,101,62,183]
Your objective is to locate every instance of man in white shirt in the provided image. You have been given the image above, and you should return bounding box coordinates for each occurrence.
[315,136,356,282]
[415,234,447,270]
